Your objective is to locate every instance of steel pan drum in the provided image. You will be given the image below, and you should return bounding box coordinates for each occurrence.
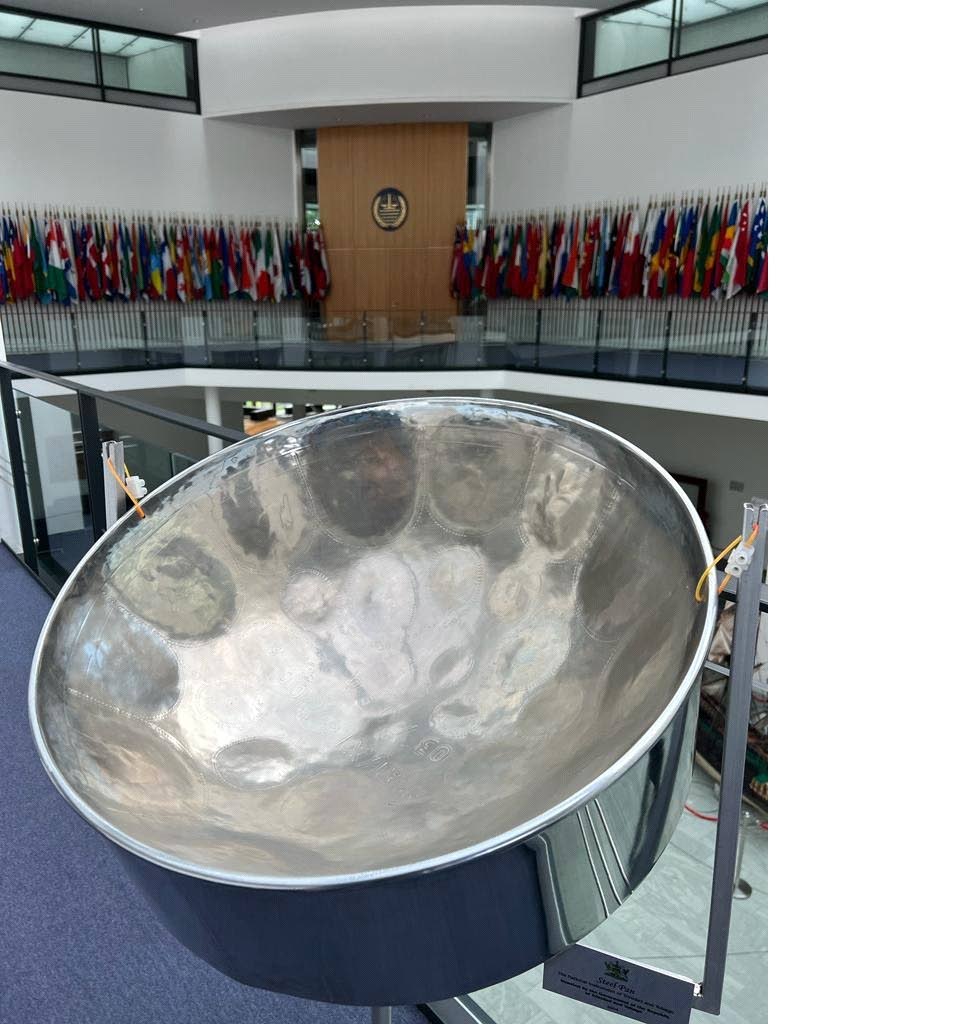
[30,398,716,1006]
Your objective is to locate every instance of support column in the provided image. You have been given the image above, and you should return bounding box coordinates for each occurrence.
[204,386,224,456]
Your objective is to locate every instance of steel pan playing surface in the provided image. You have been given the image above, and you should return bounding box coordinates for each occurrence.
[29,398,715,1002]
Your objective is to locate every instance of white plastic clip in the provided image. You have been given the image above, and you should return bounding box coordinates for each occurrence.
[725,541,756,579]
[125,475,148,501]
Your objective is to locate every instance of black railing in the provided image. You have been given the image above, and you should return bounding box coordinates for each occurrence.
[0,295,767,393]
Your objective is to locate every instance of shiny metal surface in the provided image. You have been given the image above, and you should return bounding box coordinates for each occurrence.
[30,398,716,1004]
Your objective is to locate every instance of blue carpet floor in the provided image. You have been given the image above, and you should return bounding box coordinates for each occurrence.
[0,545,429,1024]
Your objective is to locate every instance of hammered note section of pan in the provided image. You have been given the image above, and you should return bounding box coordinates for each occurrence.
[35,401,702,878]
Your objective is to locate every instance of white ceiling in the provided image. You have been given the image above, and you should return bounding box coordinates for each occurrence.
[6,2,613,37]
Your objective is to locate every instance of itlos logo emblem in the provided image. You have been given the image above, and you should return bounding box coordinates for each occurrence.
[371,188,408,231]
[604,961,630,982]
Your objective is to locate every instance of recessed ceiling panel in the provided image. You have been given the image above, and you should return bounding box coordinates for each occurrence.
[0,12,33,39]
[98,30,138,54]
[21,18,90,49]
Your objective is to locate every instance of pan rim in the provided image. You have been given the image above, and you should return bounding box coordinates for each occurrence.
[28,396,718,891]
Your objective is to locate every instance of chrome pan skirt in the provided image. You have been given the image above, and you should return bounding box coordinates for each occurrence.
[30,398,716,1005]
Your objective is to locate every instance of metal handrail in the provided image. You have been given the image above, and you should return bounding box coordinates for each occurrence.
[0,359,245,586]
[0,360,246,444]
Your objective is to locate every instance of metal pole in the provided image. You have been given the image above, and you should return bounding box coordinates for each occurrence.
[696,500,767,1014]
[661,308,672,380]
[534,306,542,369]
[362,311,369,367]
[731,806,752,900]
[141,307,150,368]
[102,439,125,530]
[371,1008,392,1024]
[306,301,315,369]
[743,309,758,389]
[77,392,107,539]
[203,386,224,456]
[593,306,603,374]
[203,307,211,367]
[70,310,81,371]
[0,367,39,572]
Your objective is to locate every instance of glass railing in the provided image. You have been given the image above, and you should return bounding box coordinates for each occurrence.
[0,297,767,394]
[580,0,768,98]
[0,359,242,592]
[0,4,200,113]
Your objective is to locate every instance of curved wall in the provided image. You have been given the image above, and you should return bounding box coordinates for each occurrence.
[0,9,764,220]
[0,92,296,218]
[196,6,583,119]
[490,55,769,211]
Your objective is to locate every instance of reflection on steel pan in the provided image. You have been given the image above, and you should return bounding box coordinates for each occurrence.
[29,398,716,1006]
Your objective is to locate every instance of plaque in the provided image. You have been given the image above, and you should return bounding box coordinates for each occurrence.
[543,944,695,1024]
[371,187,408,231]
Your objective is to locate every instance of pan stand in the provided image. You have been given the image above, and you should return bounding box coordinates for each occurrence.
[695,499,767,1013]
[425,501,768,1023]
[731,806,754,900]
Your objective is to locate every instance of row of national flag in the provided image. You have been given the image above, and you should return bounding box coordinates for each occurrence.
[450,191,767,302]
[0,208,331,305]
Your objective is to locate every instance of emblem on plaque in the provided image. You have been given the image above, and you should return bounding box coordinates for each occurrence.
[371,187,408,231]
[604,961,630,982]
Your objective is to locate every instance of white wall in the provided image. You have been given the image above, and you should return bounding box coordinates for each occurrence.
[0,90,296,219]
[491,54,767,210]
[197,7,582,117]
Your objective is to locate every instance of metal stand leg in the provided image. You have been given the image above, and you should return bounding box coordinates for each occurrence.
[102,440,125,530]
[371,1008,392,1024]
[731,808,753,900]
[697,500,767,1014]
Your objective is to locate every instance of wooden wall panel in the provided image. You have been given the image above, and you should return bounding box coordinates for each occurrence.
[388,251,426,313]
[354,251,390,311]
[426,123,470,248]
[317,123,467,314]
[330,253,357,311]
[317,128,355,252]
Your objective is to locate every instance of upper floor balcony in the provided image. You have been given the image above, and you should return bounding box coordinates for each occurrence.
[0,296,767,395]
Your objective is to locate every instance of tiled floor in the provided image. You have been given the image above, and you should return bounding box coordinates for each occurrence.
[468,766,767,1024]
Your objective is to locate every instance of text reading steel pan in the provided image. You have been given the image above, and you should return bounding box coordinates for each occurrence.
[29,398,717,1006]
